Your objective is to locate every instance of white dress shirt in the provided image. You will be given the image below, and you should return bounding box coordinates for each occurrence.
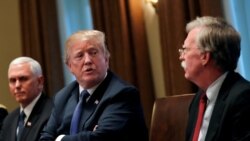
[198,72,228,141]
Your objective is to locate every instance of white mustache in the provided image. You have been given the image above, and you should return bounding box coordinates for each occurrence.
[181,61,186,69]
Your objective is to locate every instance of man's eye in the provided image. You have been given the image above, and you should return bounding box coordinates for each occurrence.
[89,50,98,56]
[77,53,83,57]
[9,78,16,83]
[74,53,83,60]
[19,76,29,82]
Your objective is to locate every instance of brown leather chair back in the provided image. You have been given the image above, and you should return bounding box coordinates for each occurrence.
[149,94,194,141]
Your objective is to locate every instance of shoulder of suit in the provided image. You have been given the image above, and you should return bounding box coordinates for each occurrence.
[55,81,78,95]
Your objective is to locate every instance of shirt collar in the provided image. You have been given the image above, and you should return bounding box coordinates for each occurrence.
[206,72,228,102]
[79,85,98,96]
[79,72,107,95]
[20,93,42,120]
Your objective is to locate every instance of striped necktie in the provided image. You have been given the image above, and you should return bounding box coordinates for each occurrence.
[17,111,26,141]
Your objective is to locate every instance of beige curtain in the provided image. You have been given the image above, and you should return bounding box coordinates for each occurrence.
[19,0,64,96]
[90,0,155,127]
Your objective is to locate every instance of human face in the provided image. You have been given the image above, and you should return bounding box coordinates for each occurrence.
[179,27,205,82]
[8,62,44,108]
[67,40,109,88]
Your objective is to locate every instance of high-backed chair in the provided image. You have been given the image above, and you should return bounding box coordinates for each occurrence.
[149,94,194,141]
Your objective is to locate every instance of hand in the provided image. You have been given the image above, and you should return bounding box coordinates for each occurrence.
[93,125,98,131]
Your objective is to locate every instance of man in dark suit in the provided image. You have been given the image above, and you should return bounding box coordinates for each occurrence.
[0,57,52,141]
[40,30,148,141]
[179,16,250,141]
[0,104,8,132]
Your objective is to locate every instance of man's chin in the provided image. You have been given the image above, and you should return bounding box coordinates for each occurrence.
[81,78,98,88]
[16,98,25,104]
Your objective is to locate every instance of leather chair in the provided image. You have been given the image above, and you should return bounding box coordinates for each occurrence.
[149,94,194,141]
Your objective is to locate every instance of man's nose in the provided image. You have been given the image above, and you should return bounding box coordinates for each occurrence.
[15,80,21,87]
[84,54,92,64]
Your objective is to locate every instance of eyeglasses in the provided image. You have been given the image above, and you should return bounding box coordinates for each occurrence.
[178,47,190,55]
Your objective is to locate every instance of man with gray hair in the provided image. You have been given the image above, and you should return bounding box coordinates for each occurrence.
[0,56,52,141]
[179,16,250,141]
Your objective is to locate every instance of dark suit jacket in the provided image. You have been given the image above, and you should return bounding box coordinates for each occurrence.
[0,93,52,141]
[40,71,148,141]
[186,71,250,141]
[0,107,8,132]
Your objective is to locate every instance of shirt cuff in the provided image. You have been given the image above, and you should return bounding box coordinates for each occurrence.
[55,135,65,141]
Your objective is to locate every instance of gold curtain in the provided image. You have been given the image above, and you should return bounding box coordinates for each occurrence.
[158,0,223,96]
[19,0,64,96]
[90,0,155,127]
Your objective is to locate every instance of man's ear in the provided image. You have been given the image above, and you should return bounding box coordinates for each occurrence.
[200,52,210,66]
[66,62,74,73]
[38,75,44,89]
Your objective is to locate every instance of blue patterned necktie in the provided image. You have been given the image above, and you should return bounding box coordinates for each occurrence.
[70,90,90,135]
[17,111,26,141]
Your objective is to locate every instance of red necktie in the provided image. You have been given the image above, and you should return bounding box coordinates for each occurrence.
[192,93,207,141]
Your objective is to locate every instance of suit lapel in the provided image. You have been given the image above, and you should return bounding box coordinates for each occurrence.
[64,88,79,125]
[20,94,45,140]
[79,71,113,130]
[12,111,20,141]
[79,101,98,128]
[205,72,236,141]
[205,94,226,141]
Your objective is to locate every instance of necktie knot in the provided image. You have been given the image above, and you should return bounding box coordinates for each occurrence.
[19,111,26,126]
[80,90,90,103]
[201,93,207,103]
